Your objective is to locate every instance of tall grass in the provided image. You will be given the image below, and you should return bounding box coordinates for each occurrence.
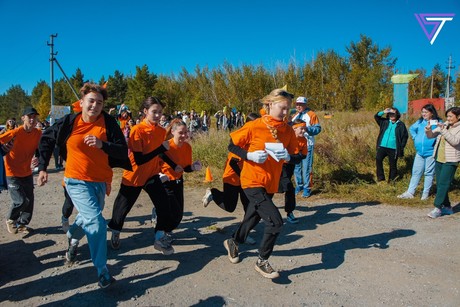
[186,112,460,206]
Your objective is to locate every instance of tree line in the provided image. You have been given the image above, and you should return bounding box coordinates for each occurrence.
[0,34,457,123]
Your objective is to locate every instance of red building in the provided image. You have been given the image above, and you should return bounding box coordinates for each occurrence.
[408,98,445,117]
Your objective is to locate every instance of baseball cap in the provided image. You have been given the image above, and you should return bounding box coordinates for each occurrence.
[296,97,307,104]
[23,106,40,116]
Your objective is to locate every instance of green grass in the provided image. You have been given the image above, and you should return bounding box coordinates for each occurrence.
[184,111,460,207]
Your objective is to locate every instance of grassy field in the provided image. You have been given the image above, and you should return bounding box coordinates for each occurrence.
[185,111,460,207]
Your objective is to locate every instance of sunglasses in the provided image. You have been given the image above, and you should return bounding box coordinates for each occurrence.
[278,90,294,99]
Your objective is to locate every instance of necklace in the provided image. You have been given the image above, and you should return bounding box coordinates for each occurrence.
[262,116,285,142]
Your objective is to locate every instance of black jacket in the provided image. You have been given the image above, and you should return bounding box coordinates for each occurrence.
[374,112,409,158]
[38,112,131,172]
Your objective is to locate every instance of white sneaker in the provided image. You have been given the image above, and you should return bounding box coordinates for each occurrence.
[151,208,157,228]
[202,188,213,207]
[397,191,414,199]
[421,193,430,201]
[427,208,442,218]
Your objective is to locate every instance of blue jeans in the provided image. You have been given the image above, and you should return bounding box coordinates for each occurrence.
[294,145,314,196]
[64,177,109,278]
[407,153,435,196]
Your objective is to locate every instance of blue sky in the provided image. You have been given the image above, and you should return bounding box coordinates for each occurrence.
[0,0,458,95]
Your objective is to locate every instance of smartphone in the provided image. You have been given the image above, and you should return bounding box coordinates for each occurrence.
[429,120,438,126]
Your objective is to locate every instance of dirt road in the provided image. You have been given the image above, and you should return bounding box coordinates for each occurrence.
[0,169,459,306]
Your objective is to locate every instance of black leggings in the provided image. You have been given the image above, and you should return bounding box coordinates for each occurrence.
[108,174,172,232]
[211,183,249,213]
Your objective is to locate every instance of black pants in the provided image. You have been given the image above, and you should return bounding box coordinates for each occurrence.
[376,146,398,181]
[108,174,171,232]
[278,163,296,214]
[6,175,34,225]
[234,187,283,260]
[211,183,249,213]
[162,178,184,231]
[62,188,74,218]
[54,146,63,168]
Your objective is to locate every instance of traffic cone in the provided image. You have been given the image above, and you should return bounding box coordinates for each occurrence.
[204,166,213,183]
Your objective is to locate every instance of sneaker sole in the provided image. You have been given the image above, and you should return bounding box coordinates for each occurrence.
[154,244,175,255]
[6,221,18,234]
[254,264,280,279]
[98,277,116,289]
[223,240,240,264]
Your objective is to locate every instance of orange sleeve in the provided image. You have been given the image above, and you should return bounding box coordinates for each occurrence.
[308,111,320,125]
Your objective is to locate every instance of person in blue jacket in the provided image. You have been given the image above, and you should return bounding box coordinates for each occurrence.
[398,104,441,200]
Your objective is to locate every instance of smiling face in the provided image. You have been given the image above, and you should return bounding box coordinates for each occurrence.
[421,108,433,121]
[446,111,460,125]
[172,124,188,145]
[294,125,306,138]
[21,113,39,131]
[80,92,104,122]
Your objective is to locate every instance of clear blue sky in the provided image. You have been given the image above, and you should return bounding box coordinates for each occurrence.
[0,0,458,95]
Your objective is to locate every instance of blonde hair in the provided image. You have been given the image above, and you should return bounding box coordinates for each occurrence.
[260,88,294,114]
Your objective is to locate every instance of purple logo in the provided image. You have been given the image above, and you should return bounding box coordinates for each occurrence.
[415,13,454,45]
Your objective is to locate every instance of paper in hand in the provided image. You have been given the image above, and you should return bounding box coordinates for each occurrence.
[265,142,284,162]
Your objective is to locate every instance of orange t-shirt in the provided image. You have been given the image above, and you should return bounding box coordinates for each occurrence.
[0,126,41,177]
[161,139,192,180]
[222,152,243,186]
[295,137,308,156]
[122,120,166,187]
[64,114,112,183]
[230,115,297,193]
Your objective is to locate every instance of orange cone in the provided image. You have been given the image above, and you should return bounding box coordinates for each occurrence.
[204,166,213,183]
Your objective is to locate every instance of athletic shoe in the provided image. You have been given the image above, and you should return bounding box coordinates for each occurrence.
[154,235,174,255]
[286,212,299,224]
[223,238,240,264]
[420,193,430,201]
[164,232,174,244]
[98,274,115,288]
[17,224,31,235]
[151,208,157,228]
[202,188,213,207]
[255,258,280,279]
[245,234,256,245]
[111,231,121,250]
[66,239,78,262]
[61,216,70,233]
[301,192,311,198]
[441,206,454,215]
[397,191,414,199]
[6,220,17,234]
[294,186,302,195]
[427,208,442,219]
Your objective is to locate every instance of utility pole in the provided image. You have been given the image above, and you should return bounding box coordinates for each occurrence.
[445,55,455,99]
[47,33,57,125]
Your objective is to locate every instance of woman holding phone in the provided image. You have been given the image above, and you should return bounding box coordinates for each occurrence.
[398,104,441,200]
[425,106,460,218]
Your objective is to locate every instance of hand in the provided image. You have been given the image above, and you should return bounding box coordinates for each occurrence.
[191,160,202,171]
[247,150,268,164]
[162,140,170,150]
[1,140,13,153]
[174,165,184,173]
[159,173,169,183]
[84,135,103,148]
[31,156,39,168]
[384,108,392,113]
[274,148,290,162]
[37,171,48,186]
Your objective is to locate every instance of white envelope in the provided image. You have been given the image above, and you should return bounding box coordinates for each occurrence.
[265,142,284,162]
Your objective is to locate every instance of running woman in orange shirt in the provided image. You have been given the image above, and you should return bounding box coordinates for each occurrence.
[158,119,202,247]
[0,107,42,235]
[223,88,297,279]
[108,97,173,255]
[37,83,129,288]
